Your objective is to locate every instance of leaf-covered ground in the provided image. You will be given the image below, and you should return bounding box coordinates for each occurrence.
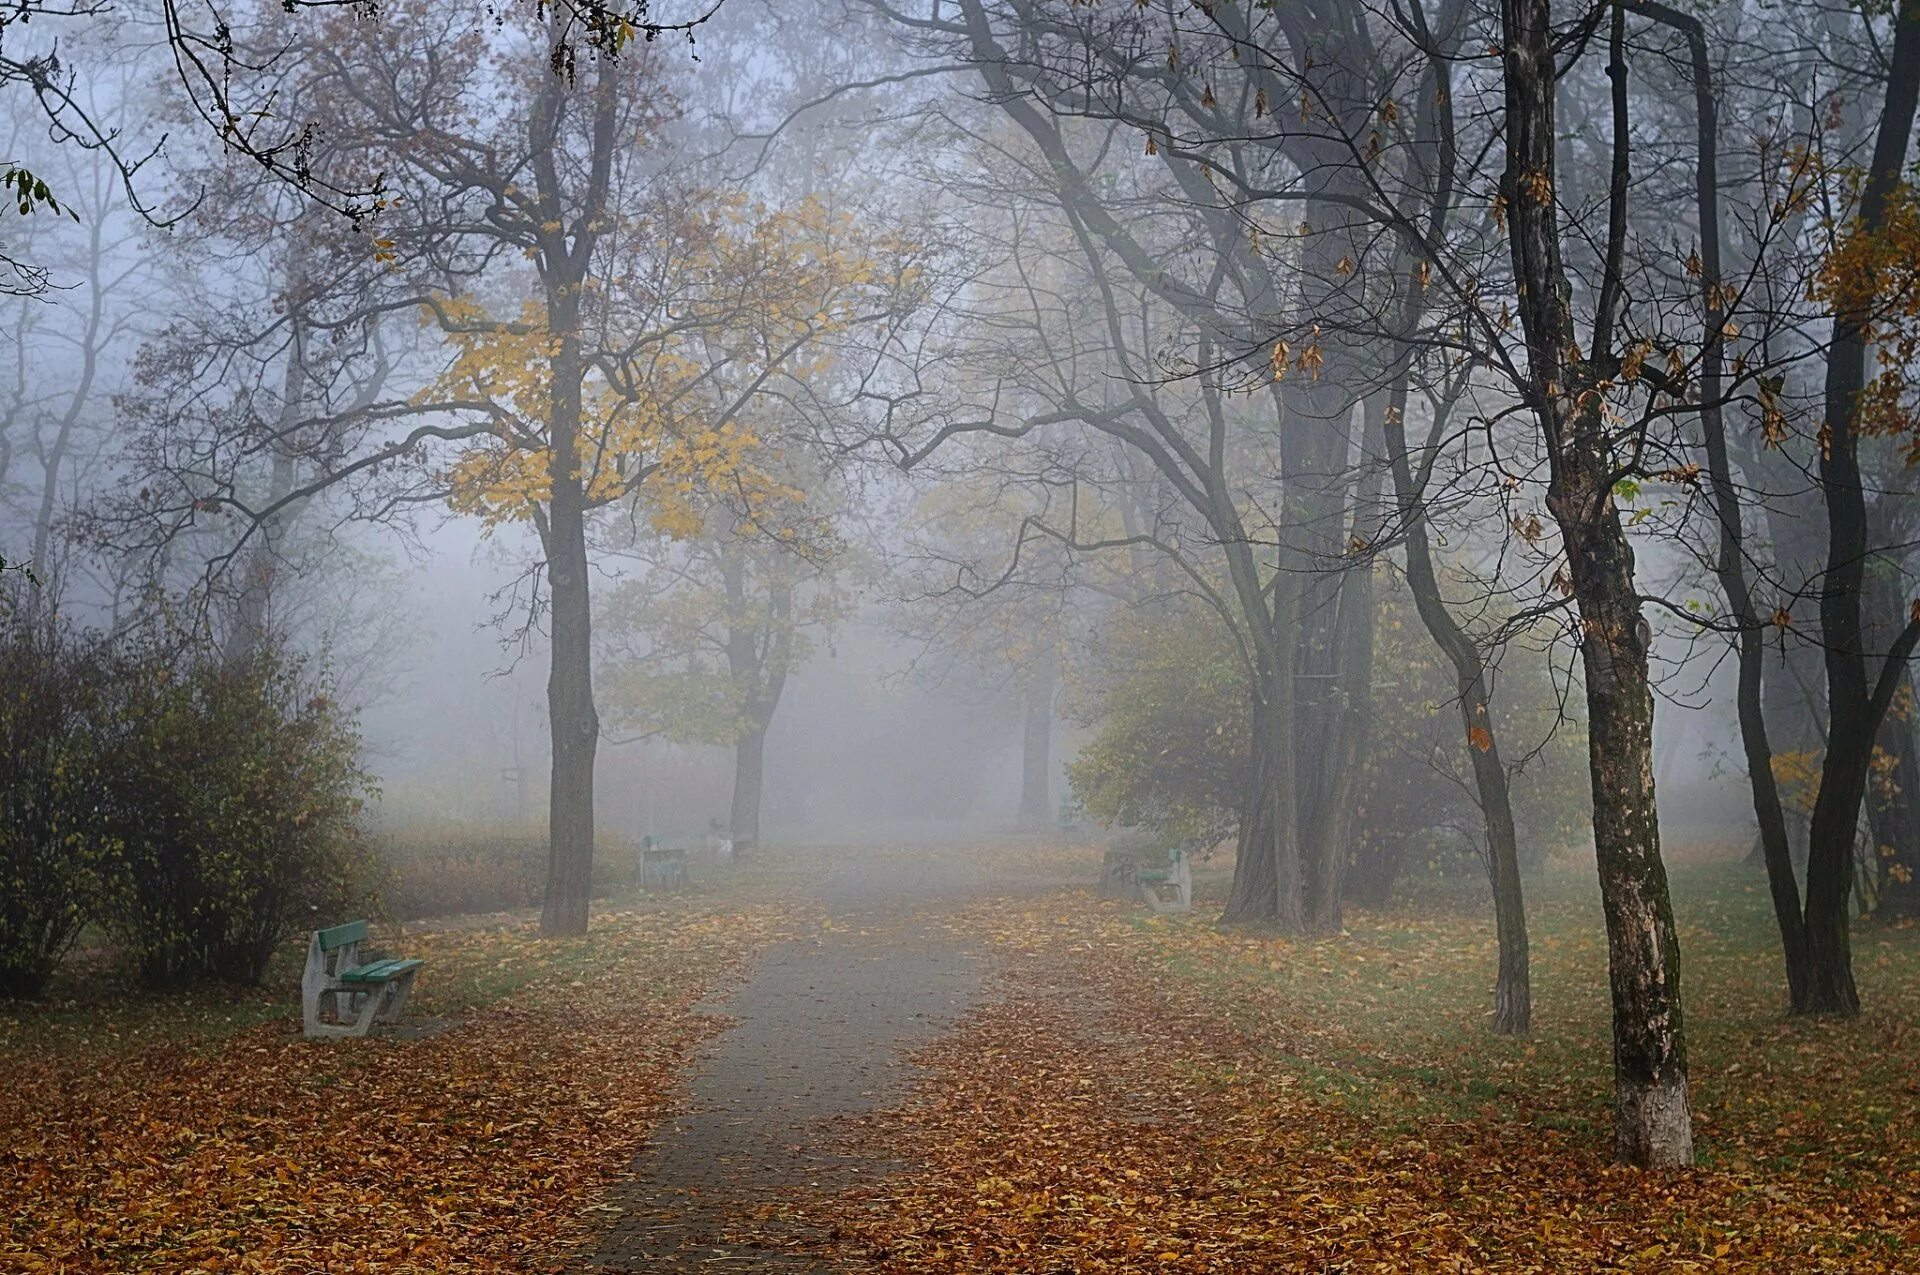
[786,852,1920,1273]
[0,897,813,1273]
[10,842,1919,1273]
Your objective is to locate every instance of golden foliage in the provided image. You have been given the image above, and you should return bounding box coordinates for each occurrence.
[432,195,901,535]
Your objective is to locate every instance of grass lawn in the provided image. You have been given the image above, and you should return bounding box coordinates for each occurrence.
[804,844,1920,1273]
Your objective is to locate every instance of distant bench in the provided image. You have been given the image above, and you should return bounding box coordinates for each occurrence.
[640,836,690,892]
[1134,847,1192,914]
[1099,845,1192,914]
[301,920,424,1039]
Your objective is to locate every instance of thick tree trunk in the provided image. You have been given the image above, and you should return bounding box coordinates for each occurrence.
[1222,585,1301,928]
[543,496,598,936]
[1019,651,1055,828]
[1804,0,1920,1012]
[1302,564,1372,932]
[540,302,599,937]
[1301,401,1387,933]
[1556,464,1693,1167]
[730,722,766,854]
[1501,0,1691,1166]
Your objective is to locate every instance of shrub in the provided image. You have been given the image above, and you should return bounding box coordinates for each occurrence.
[104,632,375,988]
[1065,612,1248,851]
[0,617,119,999]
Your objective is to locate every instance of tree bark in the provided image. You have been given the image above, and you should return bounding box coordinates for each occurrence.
[1804,0,1920,1013]
[1019,649,1055,828]
[539,275,599,935]
[730,722,767,854]
[1643,0,1810,1008]
[1500,0,1691,1165]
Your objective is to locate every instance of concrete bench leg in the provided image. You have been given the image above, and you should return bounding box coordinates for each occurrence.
[376,971,417,1025]
[344,986,383,1037]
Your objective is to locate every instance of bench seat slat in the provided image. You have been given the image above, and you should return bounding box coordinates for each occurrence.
[339,957,424,984]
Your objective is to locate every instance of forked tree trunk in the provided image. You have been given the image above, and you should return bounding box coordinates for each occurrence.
[533,48,625,937]
[1500,0,1691,1166]
[730,722,767,855]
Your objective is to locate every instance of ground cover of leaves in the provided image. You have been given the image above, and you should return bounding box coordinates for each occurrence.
[0,898,813,1273]
[789,858,1920,1273]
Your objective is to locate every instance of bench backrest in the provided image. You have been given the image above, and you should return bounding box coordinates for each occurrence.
[316,920,370,952]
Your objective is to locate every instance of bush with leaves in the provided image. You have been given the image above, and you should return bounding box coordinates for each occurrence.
[104,632,375,989]
[1065,608,1250,852]
[0,615,120,999]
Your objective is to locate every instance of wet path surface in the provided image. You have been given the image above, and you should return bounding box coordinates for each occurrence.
[583,852,990,1271]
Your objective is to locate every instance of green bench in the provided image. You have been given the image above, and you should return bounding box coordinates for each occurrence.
[301,920,424,1039]
[640,836,690,891]
[1134,847,1192,914]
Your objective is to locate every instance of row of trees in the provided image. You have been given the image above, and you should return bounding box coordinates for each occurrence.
[0,1,926,936]
[781,0,1920,1169]
[12,0,1920,1175]
[1,0,933,953]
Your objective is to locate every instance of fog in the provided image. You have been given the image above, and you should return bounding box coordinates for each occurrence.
[0,0,1892,911]
[5,0,1920,1210]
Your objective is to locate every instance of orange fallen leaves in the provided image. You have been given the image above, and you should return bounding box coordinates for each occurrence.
[0,901,809,1272]
[788,893,1920,1273]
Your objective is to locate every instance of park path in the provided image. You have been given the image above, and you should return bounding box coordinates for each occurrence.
[581,849,995,1271]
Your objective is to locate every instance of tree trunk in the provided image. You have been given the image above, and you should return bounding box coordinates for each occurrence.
[1221,584,1302,929]
[1804,0,1920,1013]
[1500,0,1691,1166]
[1301,399,1387,933]
[1865,551,1920,918]
[1483,745,1532,1037]
[1019,650,1055,828]
[1384,388,1532,1034]
[540,302,598,937]
[1556,457,1693,1168]
[730,722,766,855]
[1647,0,1811,1008]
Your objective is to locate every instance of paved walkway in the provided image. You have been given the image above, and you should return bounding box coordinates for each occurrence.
[582,851,991,1271]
